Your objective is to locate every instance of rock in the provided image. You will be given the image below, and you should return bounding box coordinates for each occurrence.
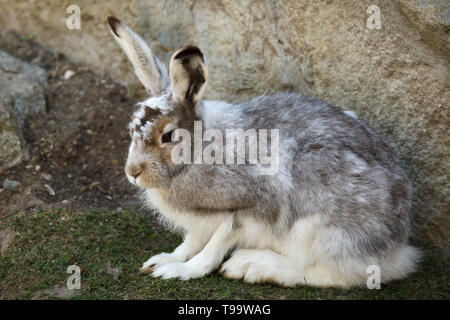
[40,172,52,181]
[0,50,47,171]
[0,99,28,170]
[0,227,15,257]
[0,51,47,129]
[2,178,20,190]
[106,262,121,280]
[44,183,55,196]
[4,186,47,217]
[0,1,448,250]
[63,69,75,80]
[31,284,78,300]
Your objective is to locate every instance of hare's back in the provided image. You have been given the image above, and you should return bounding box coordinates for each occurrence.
[238,93,403,172]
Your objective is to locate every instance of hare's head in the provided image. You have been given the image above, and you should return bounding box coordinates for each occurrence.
[107,17,207,188]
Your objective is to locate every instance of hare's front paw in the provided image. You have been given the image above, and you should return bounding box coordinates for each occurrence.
[151,262,203,280]
[140,253,181,274]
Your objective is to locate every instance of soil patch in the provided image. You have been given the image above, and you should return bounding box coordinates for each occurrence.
[0,30,144,217]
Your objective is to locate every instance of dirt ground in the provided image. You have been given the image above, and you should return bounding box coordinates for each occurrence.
[0,30,145,218]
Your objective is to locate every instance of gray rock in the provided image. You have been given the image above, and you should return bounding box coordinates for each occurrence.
[31,285,78,300]
[0,99,28,170]
[0,50,47,171]
[2,178,21,190]
[0,227,15,257]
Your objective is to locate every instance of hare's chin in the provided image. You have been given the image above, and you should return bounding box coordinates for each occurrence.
[131,176,150,189]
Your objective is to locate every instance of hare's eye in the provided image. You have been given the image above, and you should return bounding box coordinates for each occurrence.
[161,130,174,144]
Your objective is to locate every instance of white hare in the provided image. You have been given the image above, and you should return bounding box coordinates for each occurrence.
[108,17,420,288]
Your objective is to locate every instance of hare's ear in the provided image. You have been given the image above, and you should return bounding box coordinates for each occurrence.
[107,17,169,96]
[169,46,207,105]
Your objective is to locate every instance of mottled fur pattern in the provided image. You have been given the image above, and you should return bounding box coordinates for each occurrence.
[108,17,420,288]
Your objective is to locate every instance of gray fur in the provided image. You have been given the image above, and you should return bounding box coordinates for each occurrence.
[162,92,414,259]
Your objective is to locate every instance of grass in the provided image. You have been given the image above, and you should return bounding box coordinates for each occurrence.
[0,210,448,300]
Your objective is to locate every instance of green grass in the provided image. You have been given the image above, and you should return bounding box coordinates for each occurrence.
[0,210,448,299]
[19,34,34,41]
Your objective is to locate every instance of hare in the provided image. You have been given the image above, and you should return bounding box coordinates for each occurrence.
[107,17,420,288]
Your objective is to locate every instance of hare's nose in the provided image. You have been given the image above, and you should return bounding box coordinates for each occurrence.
[126,165,142,179]
[131,167,142,178]
[131,169,142,178]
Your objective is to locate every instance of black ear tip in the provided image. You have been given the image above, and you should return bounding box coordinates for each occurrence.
[107,16,121,37]
[173,45,204,61]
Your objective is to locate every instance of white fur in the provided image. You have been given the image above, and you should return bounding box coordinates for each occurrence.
[200,100,239,128]
[152,216,236,280]
[133,108,146,119]
[138,95,172,113]
[131,118,142,127]
[141,189,232,279]
[142,192,420,288]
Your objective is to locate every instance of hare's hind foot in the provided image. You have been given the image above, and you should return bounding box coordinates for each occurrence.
[220,249,350,288]
[220,249,301,287]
